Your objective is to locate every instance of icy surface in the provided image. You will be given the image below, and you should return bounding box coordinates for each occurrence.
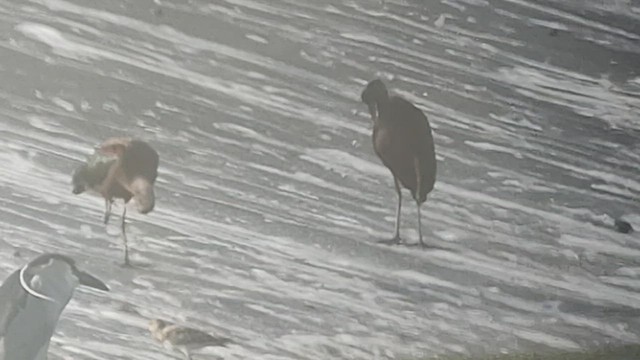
[0,0,639,359]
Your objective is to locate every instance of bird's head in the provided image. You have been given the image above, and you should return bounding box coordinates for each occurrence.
[19,253,109,303]
[361,79,389,122]
[148,319,169,340]
[72,152,120,195]
[71,165,89,194]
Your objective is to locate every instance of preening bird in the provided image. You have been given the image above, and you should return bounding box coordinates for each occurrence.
[0,253,109,360]
[149,319,231,360]
[360,79,437,247]
[72,137,159,266]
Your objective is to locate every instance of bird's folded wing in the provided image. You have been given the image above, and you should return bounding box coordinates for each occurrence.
[167,328,230,347]
[0,269,27,337]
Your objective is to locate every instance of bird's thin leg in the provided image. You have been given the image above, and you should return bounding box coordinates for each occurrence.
[392,176,402,243]
[414,157,425,248]
[99,161,121,200]
[103,199,113,225]
[380,175,402,244]
[121,205,130,267]
[416,201,424,247]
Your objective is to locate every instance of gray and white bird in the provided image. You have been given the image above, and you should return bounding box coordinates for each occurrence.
[149,319,231,360]
[0,253,109,360]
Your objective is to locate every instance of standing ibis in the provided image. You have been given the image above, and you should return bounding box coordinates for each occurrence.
[72,137,159,266]
[361,79,436,247]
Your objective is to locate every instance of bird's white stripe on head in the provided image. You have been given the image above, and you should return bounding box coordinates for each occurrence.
[375,104,379,122]
[19,263,56,303]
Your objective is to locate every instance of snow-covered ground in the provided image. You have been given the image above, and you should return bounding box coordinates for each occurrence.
[0,0,639,358]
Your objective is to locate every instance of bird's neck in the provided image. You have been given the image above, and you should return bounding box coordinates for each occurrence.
[375,97,391,114]
[130,177,155,213]
[378,95,390,106]
[372,98,392,125]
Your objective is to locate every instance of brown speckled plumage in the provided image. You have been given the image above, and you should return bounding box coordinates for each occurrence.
[149,319,231,360]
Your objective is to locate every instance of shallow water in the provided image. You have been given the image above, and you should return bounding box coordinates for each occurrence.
[0,0,639,359]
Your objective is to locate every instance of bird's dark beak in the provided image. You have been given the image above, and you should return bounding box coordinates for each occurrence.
[76,271,109,291]
[366,102,378,122]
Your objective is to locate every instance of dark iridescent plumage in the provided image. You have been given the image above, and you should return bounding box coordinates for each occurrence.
[361,79,437,247]
[72,152,129,199]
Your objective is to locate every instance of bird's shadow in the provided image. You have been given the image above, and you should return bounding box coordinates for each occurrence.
[375,238,453,251]
[118,260,154,270]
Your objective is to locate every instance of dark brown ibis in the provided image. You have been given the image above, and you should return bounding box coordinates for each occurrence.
[361,79,436,246]
[72,137,159,265]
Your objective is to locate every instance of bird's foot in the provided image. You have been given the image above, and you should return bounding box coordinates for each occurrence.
[121,255,133,268]
[406,241,427,248]
[408,241,453,251]
[103,199,114,225]
[99,187,109,201]
[120,260,149,269]
[378,235,402,245]
[119,256,153,269]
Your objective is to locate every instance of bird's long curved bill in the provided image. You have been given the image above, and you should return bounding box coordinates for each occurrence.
[19,264,55,302]
[367,103,378,122]
[76,271,109,291]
